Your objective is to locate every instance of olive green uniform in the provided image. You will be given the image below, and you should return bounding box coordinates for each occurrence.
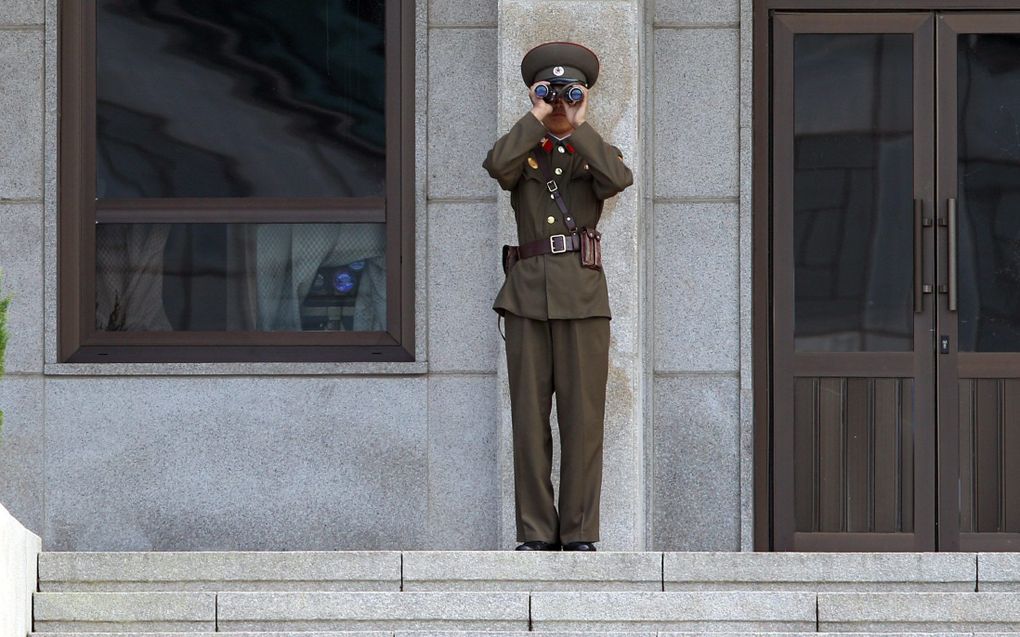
[483,111,633,544]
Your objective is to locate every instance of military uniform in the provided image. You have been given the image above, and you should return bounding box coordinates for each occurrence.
[483,41,633,549]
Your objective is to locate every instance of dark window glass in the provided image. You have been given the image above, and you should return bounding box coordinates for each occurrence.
[96,0,385,199]
[957,34,1020,352]
[793,33,914,352]
[95,223,387,331]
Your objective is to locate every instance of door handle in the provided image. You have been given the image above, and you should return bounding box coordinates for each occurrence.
[913,199,932,313]
[948,197,958,312]
[914,199,925,312]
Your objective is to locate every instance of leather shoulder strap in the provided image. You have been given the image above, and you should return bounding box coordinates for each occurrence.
[532,151,577,234]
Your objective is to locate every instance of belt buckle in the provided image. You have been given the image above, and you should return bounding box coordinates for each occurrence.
[546,180,558,193]
[549,234,568,254]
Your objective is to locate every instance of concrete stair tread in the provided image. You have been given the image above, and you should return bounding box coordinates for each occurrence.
[37,551,402,592]
[26,632,1020,637]
[28,552,1020,634]
[29,633,1020,637]
[31,590,1020,633]
[37,550,995,592]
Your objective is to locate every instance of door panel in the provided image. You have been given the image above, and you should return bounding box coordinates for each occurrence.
[793,377,915,534]
[772,13,936,551]
[938,13,1020,550]
[957,379,1020,532]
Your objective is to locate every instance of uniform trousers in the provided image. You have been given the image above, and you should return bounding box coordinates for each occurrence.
[503,310,610,545]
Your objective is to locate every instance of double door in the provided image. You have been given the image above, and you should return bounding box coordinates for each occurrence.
[771,11,1020,550]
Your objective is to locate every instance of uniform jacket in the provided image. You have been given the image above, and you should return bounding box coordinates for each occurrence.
[483,112,634,320]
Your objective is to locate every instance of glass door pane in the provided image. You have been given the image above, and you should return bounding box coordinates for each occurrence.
[794,33,915,352]
[956,33,1020,352]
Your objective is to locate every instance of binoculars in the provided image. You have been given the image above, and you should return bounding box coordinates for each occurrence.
[534,82,585,105]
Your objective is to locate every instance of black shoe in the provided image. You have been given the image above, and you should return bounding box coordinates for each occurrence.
[562,541,597,551]
[515,540,561,551]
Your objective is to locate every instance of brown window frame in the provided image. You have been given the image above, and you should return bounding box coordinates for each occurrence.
[58,0,416,364]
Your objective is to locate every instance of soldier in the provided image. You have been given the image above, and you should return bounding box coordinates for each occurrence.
[483,41,633,551]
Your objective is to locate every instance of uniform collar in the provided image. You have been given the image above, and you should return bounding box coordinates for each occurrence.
[539,133,575,154]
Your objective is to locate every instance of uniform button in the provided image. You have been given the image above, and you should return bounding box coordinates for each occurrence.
[557,146,566,154]
[547,216,556,224]
[554,167,563,175]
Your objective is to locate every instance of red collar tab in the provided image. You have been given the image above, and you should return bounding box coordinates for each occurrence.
[539,137,575,154]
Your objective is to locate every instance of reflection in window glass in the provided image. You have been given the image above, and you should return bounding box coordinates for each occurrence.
[957,34,1020,352]
[95,223,387,331]
[793,33,914,352]
[96,0,386,198]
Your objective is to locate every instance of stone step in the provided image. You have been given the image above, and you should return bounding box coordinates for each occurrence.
[978,553,1020,591]
[32,590,816,632]
[36,550,1005,592]
[31,634,397,637]
[529,590,817,632]
[30,632,1020,636]
[402,550,662,590]
[25,631,1020,635]
[31,591,531,633]
[37,551,401,592]
[31,634,396,637]
[818,591,1020,632]
[664,551,977,591]
[32,590,1020,633]
[24,632,1011,637]
[33,591,216,632]
[215,591,531,632]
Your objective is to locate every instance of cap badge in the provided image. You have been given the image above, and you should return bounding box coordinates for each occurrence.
[553,66,564,76]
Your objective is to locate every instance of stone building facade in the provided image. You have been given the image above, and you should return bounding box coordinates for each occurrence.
[0,0,753,551]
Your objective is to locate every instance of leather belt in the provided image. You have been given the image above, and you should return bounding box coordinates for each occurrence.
[512,233,580,259]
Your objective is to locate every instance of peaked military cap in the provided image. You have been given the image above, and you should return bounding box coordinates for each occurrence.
[521,41,600,88]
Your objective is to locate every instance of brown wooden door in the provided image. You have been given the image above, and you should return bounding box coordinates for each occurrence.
[937,13,1020,551]
[770,10,1020,551]
[771,12,937,551]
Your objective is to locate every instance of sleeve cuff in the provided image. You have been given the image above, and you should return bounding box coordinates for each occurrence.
[521,111,548,136]
[567,120,607,156]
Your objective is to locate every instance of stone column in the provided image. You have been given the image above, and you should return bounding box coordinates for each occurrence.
[494,0,645,549]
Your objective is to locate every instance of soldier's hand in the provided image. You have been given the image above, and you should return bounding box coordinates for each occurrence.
[529,81,554,121]
[564,84,588,127]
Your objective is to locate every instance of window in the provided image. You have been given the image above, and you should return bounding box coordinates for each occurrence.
[59,0,415,363]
